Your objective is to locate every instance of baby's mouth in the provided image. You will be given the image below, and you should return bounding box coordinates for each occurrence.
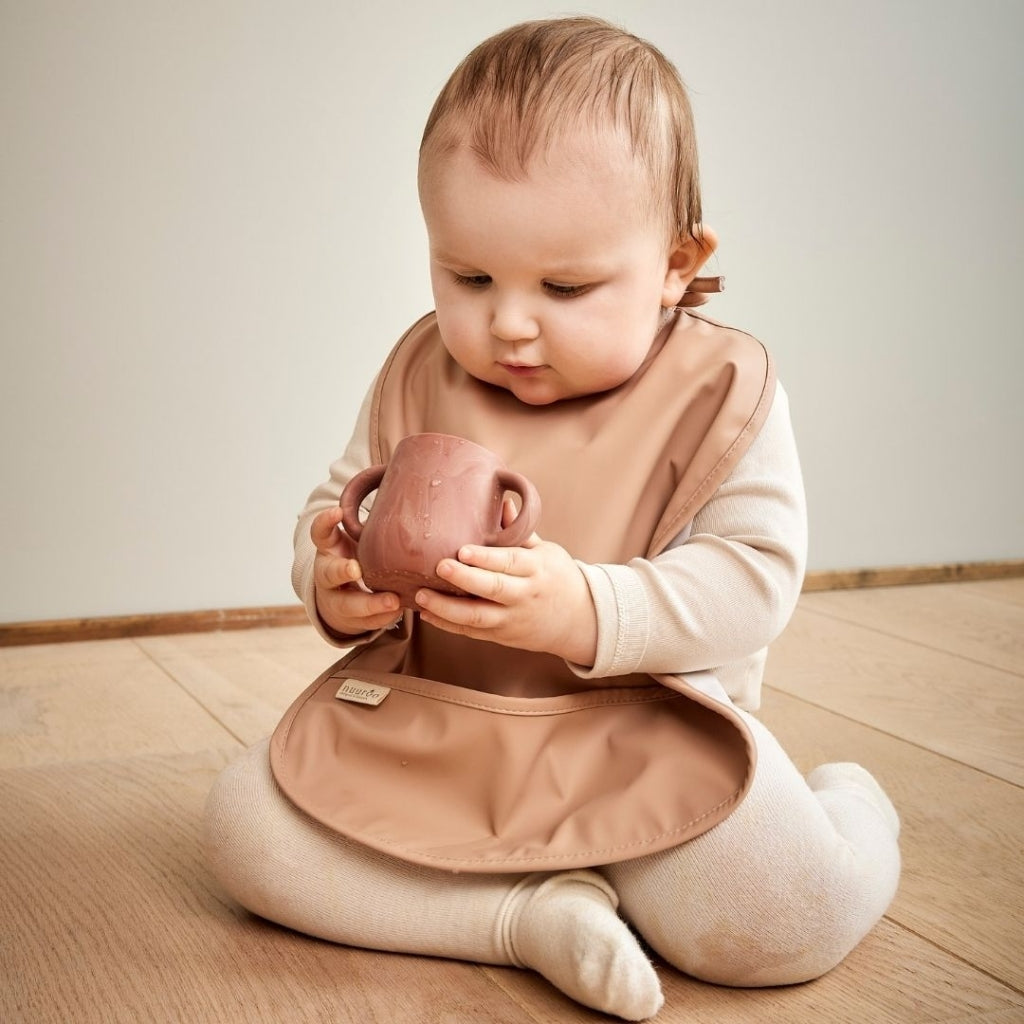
[500,362,544,377]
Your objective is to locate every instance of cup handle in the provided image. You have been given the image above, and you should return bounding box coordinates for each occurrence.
[488,470,542,547]
[339,465,386,541]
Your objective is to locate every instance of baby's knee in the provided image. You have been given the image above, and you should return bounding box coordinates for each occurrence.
[664,911,876,987]
[202,739,280,914]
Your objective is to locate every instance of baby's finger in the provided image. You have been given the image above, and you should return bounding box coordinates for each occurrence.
[322,585,401,624]
[310,506,349,553]
[316,555,362,590]
[435,558,520,605]
[500,497,541,549]
[453,544,531,575]
[500,495,519,527]
[416,589,503,629]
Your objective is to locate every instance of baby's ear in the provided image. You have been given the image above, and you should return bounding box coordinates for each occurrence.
[662,227,718,307]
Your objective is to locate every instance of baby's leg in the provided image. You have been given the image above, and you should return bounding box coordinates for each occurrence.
[202,739,663,1021]
[604,713,901,987]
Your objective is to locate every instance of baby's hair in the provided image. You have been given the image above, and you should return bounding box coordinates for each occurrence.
[419,16,703,244]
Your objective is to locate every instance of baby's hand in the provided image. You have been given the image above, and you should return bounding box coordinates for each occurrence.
[310,507,401,637]
[414,502,598,665]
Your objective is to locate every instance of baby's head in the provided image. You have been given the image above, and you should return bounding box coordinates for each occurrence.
[419,16,703,247]
[417,18,714,405]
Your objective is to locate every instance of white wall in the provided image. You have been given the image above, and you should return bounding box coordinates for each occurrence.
[2,0,1021,622]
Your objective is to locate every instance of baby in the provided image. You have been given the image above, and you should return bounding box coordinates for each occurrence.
[204,17,901,1020]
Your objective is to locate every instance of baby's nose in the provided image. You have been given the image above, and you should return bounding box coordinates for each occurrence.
[490,296,540,343]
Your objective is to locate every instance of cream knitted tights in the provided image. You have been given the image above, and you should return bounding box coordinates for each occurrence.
[203,713,899,1021]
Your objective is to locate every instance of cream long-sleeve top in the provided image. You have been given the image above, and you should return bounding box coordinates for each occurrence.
[292,379,807,712]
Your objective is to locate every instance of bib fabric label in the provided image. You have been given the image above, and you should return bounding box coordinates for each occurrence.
[335,679,392,706]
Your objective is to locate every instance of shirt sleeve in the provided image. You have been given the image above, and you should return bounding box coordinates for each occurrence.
[572,384,807,685]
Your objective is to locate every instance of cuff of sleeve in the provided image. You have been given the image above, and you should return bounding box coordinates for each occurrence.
[571,561,651,678]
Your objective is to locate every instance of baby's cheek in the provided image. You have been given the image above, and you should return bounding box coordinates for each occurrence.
[441,332,494,383]
[576,348,645,394]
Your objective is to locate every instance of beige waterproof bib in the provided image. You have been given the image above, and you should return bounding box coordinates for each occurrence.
[272,308,776,872]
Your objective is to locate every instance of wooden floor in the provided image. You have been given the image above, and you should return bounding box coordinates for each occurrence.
[1,579,1022,1023]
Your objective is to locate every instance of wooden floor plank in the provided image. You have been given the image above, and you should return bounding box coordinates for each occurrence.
[136,623,333,667]
[0,749,532,1024]
[957,1012,1024,1024]
[799,580,1024,675]
[765,607,1024,784]
[134,627,341,748]
[0,639,234,769]
[959,578,1024,608]
[759,687,1024,992]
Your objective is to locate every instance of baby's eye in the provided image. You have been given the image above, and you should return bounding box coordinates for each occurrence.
[452,272,492,288]
[543,282,590,298]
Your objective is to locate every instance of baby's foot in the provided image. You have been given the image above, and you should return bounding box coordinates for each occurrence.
[807,762,901,838]
[507,871,663,1021]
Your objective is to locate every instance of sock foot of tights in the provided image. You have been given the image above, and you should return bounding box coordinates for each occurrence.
[503,870,664,1022]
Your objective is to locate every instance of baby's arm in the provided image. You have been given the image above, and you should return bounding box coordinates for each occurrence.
[574,385,807,684]
[417,388,804,676]
[292,385,402,644]
[416,387,804,673]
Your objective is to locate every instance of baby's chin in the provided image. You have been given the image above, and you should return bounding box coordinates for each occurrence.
[510,389,563,406]
[461,366,566,405]
[486,369,632,406]
[500,374,574,406]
